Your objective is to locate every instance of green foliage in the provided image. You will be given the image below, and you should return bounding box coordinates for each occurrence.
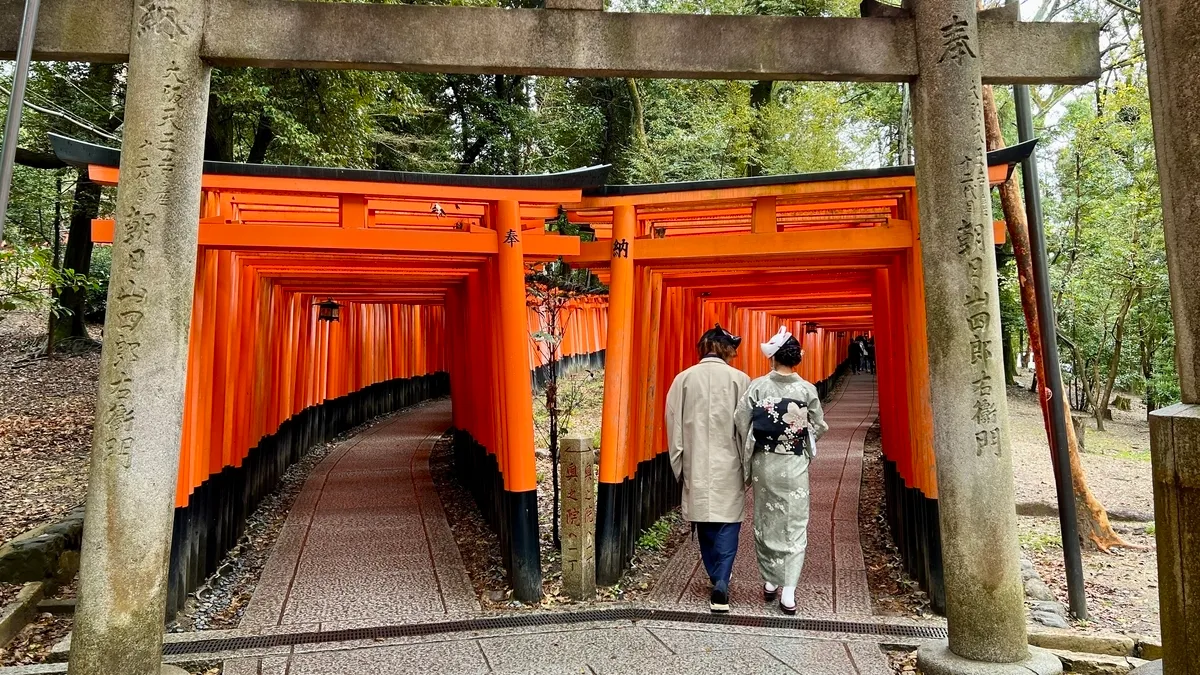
[1047,77,1177,411]
[85,245,112,320]
[0,242,99,318]
[1018,530,1062,553]
[636,511,681,551]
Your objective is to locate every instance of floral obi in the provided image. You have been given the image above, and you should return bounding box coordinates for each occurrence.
[750,396,811,456]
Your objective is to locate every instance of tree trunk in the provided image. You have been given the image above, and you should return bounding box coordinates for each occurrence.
[1002,314,1018,385]
[246,111,275,164]
[981,84,1136,552]
[49,170,102,346]
[746,80,774,177]
[45,176,63,356]
[1095,287,1135,429]
[47,63,119,349]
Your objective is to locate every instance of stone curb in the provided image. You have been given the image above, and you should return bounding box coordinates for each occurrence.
[0,508,85,584]
[1029,629,1136,657]
[0,582,47,648]
[1049,648,1149,674]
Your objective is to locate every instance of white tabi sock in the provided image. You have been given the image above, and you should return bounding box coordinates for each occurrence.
[764,582,778,593]
[781,586,796,607]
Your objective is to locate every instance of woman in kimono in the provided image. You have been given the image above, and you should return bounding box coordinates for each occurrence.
[734,327,829,615]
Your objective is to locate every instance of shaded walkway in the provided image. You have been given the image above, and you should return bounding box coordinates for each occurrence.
[240,399,478,629]
[651,374,879,616]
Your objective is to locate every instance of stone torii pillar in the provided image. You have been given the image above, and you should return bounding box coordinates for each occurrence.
[67,0,210,673]
[909,1,1059,673]
[1138,3,1200,674]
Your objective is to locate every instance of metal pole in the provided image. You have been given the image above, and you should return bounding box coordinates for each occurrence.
[0,0,42,245]
[1014,83,1088,620]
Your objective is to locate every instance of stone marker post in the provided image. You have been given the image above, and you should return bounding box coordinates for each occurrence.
[560,434,597,600]
[1138,3,1200,673]
[909,1,1059,673]
[67,0,210,673]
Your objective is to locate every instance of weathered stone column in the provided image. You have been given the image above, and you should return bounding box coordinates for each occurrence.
[1137,5,1200,674]
[68,1,210,673]
[560,433,597,600]
[1141,2,1199,406]
[909,1,1058,672]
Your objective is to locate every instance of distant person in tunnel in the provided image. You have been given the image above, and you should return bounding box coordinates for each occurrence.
[866,337,876,374]
[665,324,751,614]
[848,337,862,373]
[735,327,829,615]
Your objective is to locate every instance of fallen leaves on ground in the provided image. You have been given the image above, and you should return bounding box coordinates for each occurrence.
[0,313,100,546]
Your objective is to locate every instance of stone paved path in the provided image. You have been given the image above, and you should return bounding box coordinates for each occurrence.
[220,619,897,675]
[221,379,894,674]
[650,374,880,616]
[240,399,479,629]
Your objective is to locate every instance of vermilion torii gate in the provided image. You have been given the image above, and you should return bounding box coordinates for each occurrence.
[564,149,1025,603]
[51,132,609,612]
[0,1,1105,674]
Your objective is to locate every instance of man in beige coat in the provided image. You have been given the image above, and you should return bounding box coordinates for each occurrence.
[665,324,751,613]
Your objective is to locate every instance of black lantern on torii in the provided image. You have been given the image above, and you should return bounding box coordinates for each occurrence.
[804,321,819,334]
[316,298,341,322]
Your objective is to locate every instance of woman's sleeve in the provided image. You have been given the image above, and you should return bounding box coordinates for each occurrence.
[807,384,829,440]
[734,382,755,482]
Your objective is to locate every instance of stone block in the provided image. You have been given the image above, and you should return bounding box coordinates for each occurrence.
[1050,648,1144,674]
[0,581,47,647]
[1028,630,1135,657]
[560,434,597,601]
[1133,639,1162,661]
[918,641,1062,675]
[0,535,67,583]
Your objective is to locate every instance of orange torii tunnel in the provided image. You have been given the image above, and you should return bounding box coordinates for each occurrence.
[564,144,1028,607]
[53,134,1030,609]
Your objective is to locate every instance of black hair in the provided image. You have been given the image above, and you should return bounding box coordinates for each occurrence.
[698,338,738,361]
[773,336,803,367]
[697,324,741,361]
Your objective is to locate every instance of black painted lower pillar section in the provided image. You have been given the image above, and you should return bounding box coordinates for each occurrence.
[165,372,450,619]
[595,452,680,586]
[450,430,543,602]
[595,361,851,586]
[883,457,946,614]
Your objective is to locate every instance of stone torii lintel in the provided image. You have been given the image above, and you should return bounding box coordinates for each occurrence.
[0,0,1098,84]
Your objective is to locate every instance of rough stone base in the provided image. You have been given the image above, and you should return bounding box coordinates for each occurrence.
[918,641,1063,675]
[1128,661,1162,675]
[162,666,189,675]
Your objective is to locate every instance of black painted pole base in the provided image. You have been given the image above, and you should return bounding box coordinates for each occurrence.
[595,481,623,586]
[506,489,542,602]
[883,457,945,614]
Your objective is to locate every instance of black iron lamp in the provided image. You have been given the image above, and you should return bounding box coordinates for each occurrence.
[316,297,341,322]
